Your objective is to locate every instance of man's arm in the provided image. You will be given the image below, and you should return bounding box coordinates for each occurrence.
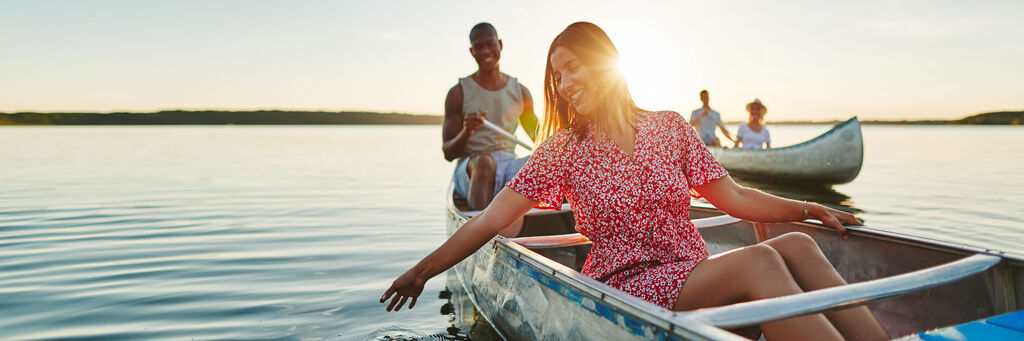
[442,84,477,162]
[518,85,538,142]
[718,123,735,142]
[691,109,704,127]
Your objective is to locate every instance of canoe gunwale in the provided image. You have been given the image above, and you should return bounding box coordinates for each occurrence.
[681,253,1002,328]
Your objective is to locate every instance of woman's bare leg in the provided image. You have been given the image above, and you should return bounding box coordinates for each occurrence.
[673,244,843,341]
[763,233,888,341]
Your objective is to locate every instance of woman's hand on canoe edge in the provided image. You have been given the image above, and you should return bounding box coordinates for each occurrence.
[380,270,425,312]
[808,202,862,240]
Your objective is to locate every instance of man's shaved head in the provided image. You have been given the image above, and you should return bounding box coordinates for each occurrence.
[468,22,502,72]
[469,22,498,41]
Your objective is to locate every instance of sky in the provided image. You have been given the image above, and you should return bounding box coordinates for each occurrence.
[1,0,1021,121]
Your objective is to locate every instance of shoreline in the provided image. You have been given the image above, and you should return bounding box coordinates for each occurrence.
[0,110,1019,126]
[726,120,956,125]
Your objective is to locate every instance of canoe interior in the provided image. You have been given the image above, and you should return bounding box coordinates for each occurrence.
[451,193,1024,339]
[452,195,592,272]
[686,205,1024,337]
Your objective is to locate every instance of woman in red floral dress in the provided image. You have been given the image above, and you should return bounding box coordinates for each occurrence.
[382,22,888,341]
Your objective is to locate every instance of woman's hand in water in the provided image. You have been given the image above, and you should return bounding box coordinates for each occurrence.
[380,269,425,312]
[809,203,862,240]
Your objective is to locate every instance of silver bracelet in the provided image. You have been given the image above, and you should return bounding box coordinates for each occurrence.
[801,201,808,220]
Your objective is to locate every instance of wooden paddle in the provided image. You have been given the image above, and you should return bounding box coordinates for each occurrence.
[480,118,534,151]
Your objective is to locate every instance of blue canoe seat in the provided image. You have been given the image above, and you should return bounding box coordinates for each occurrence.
[913,310,1024,341]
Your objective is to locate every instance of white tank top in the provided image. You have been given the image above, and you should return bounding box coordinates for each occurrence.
[459,74,524,155]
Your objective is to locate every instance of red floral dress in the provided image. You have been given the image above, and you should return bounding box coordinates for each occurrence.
[507,110,729,309]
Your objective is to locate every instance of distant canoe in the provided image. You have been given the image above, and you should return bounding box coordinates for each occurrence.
[710,117,863,185]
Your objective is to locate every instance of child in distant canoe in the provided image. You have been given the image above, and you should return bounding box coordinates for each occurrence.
[734,98,772,149]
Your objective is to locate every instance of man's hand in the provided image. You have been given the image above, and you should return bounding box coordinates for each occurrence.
[463,111,487,136]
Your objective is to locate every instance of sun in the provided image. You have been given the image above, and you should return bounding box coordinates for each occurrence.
[608,26,691,110]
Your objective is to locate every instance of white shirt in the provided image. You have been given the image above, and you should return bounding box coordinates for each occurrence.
[690,108,722,145]
[737,123,771,149]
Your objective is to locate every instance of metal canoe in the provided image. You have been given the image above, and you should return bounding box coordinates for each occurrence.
[444,185,1022,340]
[710,117,864,185]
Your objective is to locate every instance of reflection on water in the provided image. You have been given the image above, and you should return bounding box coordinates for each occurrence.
[0,125,1021,341]
[732,177,860,214]
[367,272,497,341]
[0,126,459,341]
[441,271,501,341]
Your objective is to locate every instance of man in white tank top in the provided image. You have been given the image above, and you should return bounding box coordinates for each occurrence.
[443,23,538,210]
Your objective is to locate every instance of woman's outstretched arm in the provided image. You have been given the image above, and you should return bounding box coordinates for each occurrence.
[693,175,861,238]
[380,188,538,311]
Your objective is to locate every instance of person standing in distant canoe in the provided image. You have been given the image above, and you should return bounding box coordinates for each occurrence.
[690,90,734,147]
[443,22,538,210]
[734,98,772,149]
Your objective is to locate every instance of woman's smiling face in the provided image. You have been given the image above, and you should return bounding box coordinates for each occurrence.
[749,104,766,120]
[550,46,597,116]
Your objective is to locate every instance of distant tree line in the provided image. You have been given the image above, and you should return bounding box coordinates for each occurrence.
[0,109,1019,126]
[0,110,442,125]
[739,111,1022,125]
[953,111,1023,125]
[859,111,1021,125]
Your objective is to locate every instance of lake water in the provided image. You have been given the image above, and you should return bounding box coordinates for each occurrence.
[1,124,1021,340]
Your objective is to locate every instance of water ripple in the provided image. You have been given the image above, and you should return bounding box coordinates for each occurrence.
[1,125,1019,340]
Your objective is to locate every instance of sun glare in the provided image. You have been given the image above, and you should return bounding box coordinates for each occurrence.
[609,26,691,111]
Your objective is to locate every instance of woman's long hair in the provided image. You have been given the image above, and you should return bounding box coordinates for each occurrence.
[539,22,642,142]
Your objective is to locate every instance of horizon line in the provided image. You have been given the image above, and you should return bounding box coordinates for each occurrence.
[2,108,1020,123]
